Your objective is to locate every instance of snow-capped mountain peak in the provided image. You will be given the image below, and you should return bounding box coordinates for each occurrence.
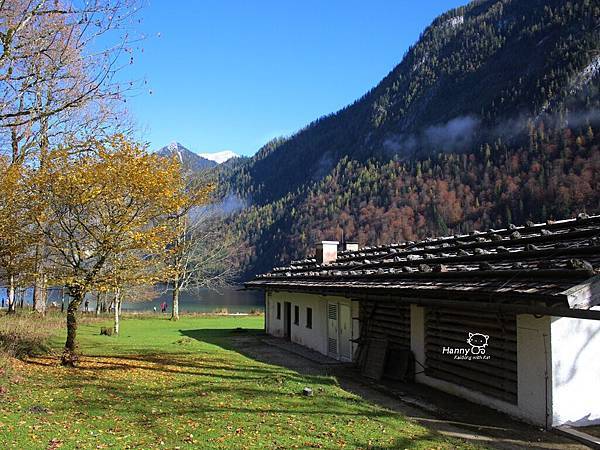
[156,142,217,172]
[167,141,184,163]
[198,150,239,164]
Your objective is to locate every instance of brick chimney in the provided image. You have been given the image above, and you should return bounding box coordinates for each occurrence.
[343,241,359,252]
[316,241,339,264]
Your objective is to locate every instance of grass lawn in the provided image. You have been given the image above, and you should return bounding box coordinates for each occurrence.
[0,315,480,449]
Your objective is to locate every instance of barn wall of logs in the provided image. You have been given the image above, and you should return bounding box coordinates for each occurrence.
[410,304,552,426]
[424,306,518,404]
[357,299,411,350]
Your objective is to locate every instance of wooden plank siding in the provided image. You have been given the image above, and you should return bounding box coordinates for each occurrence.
[359,300,411,350]
[425,307,518,404]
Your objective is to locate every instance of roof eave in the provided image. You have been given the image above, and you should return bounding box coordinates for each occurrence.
[246,280,600,320]
[562,275,600,309]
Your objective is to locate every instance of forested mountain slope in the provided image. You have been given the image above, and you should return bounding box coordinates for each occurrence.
[216,0,600,278]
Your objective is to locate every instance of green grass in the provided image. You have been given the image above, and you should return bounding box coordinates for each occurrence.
[0,315,479,449]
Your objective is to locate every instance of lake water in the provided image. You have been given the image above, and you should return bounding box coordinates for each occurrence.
[122,287,264,313]
[0,286,265,314]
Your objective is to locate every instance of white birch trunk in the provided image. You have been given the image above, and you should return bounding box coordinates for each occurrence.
[171,282,180,321]
[7,274,15,313]
[113,289,121,335]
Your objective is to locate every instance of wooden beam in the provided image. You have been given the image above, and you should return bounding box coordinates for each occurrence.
[562,275,600,309]
[554,426,600,449]
[251,285,600,320]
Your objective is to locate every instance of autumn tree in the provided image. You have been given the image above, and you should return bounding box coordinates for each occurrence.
[0,158,35,312]
[0,0,141,147]
[102,252,165,335]
[167,200,239,321]
[30,136,186,365]
[0,0,142,314]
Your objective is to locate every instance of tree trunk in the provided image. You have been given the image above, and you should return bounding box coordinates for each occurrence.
[33,121,50,314]
[171,279,180,321]
[32,246,47,314]
[113,289,121,335]
[95,292,101,316]
[171,214,183,321]
[62,288,84,366]
[33,271,47,314]
[7,274,16,314]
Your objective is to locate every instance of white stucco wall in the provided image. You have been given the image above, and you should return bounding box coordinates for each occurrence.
[289,293,329,355]
[265,293,285,338]
[411,305,551,426]
[266,291,353,358]
[516,314,552,427]
[551,315,600,426]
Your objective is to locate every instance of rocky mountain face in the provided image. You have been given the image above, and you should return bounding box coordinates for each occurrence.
[216,0,600,278]
[156,142,218,172]
[157,143,240,173]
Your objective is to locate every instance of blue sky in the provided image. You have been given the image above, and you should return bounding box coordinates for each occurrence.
[128,0,466,156]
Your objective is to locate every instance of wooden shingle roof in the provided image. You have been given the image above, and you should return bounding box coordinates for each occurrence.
[246,214,600,315]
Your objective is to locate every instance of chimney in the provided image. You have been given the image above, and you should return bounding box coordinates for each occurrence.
[343,241,359,252]
[316,241,339,264]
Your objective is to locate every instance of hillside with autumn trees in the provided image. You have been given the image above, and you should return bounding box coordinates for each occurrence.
[229,121,598,276]
[214,0,600,278]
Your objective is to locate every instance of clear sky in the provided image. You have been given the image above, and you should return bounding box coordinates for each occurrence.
[128,0,466,156]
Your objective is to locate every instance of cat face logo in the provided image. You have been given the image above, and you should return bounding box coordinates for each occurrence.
[467,332,489,355]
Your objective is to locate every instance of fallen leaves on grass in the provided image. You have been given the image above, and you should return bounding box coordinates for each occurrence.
[47,438,63,449]
[0,317,477,449]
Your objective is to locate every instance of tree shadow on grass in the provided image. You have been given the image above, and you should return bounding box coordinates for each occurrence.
[176,328,579,450]
[178,327,339,378]
[177,327,263,349]
[19,328,480,449]
[39,369,459,450]
[27,351,337,389]
[45,369,450,449]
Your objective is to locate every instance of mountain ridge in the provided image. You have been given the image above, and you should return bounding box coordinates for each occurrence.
[156,142,217,172]
[199,150,239,164]
[156,142,239,168]
[221,0,599,208]
[216,0,600,278]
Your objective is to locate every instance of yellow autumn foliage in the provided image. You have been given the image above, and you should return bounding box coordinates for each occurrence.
[0,157,36,283]
[30,135,211,289]
[26,135,214,363]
